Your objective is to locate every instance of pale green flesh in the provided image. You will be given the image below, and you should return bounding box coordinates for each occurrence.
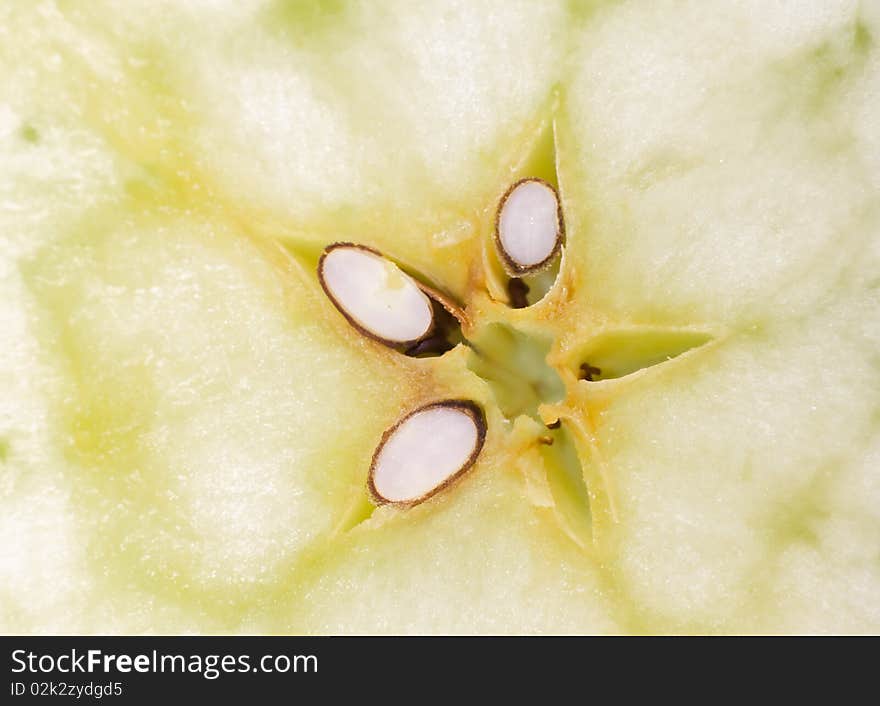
[1,1,879,634]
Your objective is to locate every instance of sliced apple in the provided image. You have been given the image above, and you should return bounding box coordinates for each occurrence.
[285,468,620,635]
[1,0,878,636]
[6,201,433,630]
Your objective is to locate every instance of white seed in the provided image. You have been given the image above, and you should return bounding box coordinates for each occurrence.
[369,401,486,505]
[496,178,562,273]
[319,244,434,346]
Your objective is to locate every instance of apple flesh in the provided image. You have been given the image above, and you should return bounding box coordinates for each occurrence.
[1,0,878,634]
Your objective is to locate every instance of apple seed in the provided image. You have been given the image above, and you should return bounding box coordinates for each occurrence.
[495,178,563,275]
[368,400,487,506]
[318,243,436,348]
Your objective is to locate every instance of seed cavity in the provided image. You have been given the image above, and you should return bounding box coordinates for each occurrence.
[539,422,592,547]
[576,329,715,382]
[466,323,565,421]
[368,400,486,506]
[579,363,602,381]
[318,243,436,348]
[495,178,563,275]
[506,278,530,309]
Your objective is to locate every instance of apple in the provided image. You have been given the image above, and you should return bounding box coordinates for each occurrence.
[1,0,878,634]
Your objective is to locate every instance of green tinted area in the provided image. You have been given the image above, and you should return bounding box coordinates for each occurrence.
[467,323,566,420]
[576,328,714,381]
[541,425,592,546]
[19,124,39,144]
[263,0,351,45]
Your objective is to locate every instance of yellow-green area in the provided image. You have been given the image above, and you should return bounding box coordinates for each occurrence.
[1,0,879,635]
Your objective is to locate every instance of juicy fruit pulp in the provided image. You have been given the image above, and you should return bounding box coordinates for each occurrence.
[1,0,879,634]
